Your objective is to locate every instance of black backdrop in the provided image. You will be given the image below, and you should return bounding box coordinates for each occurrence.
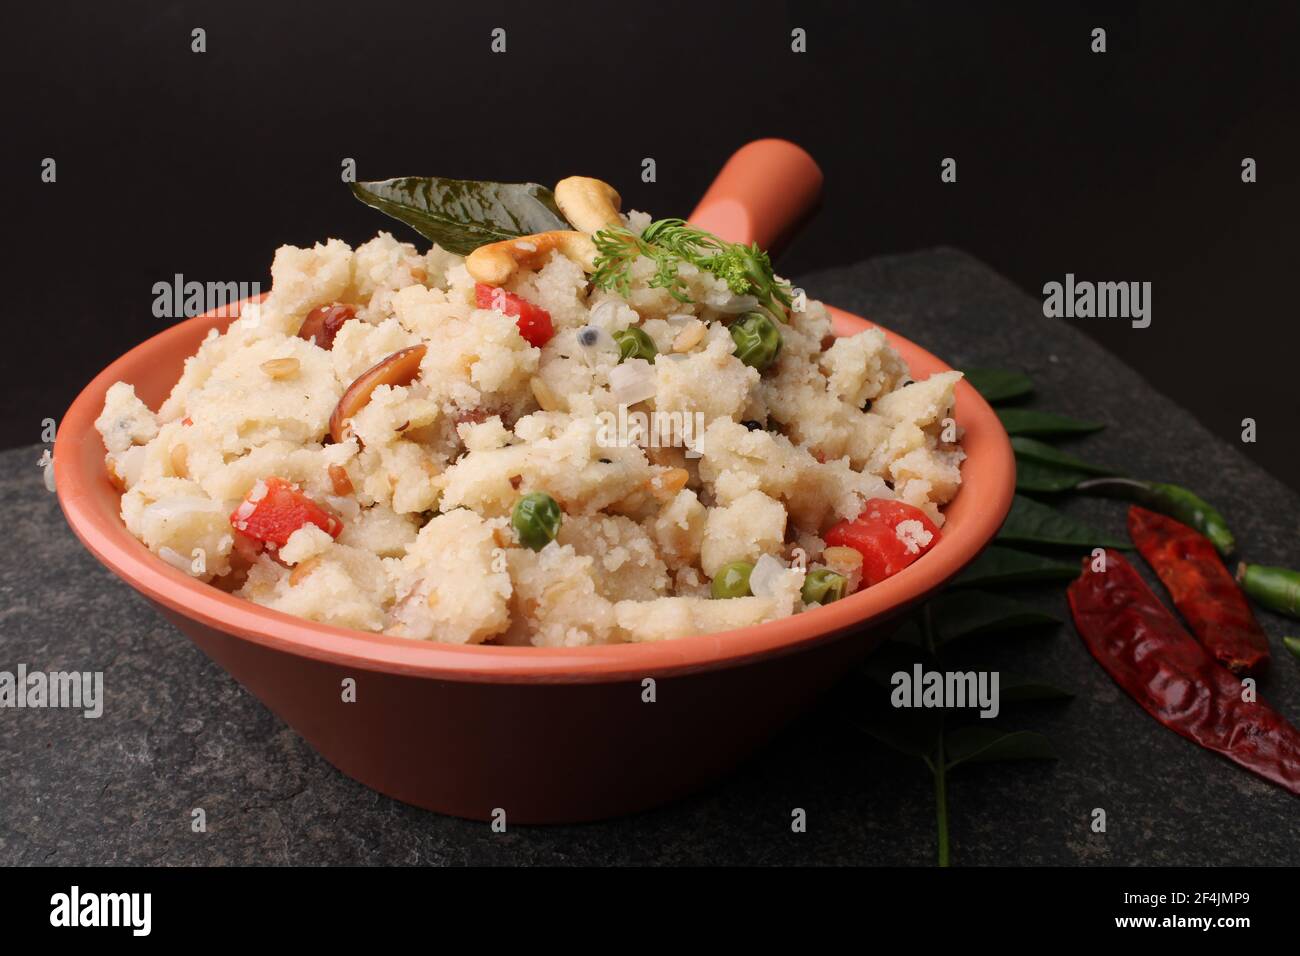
[7,1,1299,490]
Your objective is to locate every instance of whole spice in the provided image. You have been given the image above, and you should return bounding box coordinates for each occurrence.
[1127,506,1269,675]
[1236,562,1300,619]
[1068,550,1300,795]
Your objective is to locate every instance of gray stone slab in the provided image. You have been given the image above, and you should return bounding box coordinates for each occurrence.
[2,248,1296,865]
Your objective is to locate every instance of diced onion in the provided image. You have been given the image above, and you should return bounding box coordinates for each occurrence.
[608,359,657,405]
[712,294,760,314]
[576,325,619,367]
[748,553,788,599]
[158,547,192,571]
[325,495,361,521]
[587,301,627,333]
[146,497,226,522]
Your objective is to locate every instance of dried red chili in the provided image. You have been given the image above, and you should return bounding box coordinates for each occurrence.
[1068,550,1300,795]
[1127,505,1270,675]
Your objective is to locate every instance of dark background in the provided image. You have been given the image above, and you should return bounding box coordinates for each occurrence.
[7,1,1298,489]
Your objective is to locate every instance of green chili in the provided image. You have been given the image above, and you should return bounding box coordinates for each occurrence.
[612,327,657,363]
[729,312,782,371]
[1236,563,1300,619]
[1075,477,1235,557]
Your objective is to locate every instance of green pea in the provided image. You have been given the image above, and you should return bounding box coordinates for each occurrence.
[729,312,782,371]
[802,568,847,605]
[511,492,562,551]
[612,327,658,363]
[711,561,755,599]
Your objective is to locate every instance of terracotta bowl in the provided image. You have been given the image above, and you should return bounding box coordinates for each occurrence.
[55,141,1015,822]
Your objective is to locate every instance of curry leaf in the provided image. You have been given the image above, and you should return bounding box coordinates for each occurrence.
[944,726,1057,770]
[851,706,943,761]
[350,177,569,255]
[928,590,1061,647]
[963,368,1034,403]
[1283,636,1300,662]
[997,494,1128,549]
[842,664,942,760]
[998,408,1104,437]
[952,546,1079,588]
[997,673,1075,702]
[860,639,926,686]
[1016,458,1089,493]
[1011,436,1115,475]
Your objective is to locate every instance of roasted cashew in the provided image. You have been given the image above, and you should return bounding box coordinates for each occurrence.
[555,176,623,234]
[465,230,596,285]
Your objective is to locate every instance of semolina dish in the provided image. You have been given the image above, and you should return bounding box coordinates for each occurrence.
[95,174,964,646]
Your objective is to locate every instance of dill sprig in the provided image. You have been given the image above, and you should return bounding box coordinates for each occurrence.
[590,218,792,320]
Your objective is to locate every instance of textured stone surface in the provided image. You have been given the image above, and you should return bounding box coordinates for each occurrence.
[2,248,1296,865]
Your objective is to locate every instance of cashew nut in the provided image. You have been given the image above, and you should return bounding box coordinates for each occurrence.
[555,176,622,234]
[329,345,427,443]
[465,230,597,286]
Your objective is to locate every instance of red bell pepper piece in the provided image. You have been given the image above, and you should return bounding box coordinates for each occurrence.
[1068,550,1300,795]
[824,499,941,587]
[1127,505,1270,675]
[475,283,554,348]
[230,477,342,548]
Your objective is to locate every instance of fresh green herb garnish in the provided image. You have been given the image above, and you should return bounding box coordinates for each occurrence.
[590,218,793,320]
